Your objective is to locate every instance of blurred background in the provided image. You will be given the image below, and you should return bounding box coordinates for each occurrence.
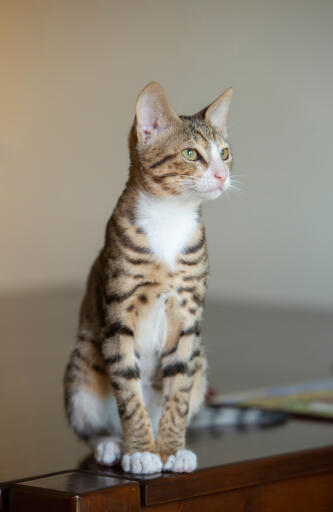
[1,0,333,394]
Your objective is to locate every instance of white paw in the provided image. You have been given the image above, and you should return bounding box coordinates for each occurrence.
[122,451,162,474]
[94,438,122,466]
[163,450,197,473]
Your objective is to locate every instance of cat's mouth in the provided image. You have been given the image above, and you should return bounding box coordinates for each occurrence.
[193,175,230,200]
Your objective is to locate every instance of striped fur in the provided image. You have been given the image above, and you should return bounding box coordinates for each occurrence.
[64,82,233,474]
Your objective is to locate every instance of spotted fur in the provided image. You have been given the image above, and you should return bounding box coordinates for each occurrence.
[64,82,233,474]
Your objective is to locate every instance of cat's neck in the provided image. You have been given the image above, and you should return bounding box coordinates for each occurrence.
[136,192,201,219]
[135,191,201,268]
[119,174,202,218]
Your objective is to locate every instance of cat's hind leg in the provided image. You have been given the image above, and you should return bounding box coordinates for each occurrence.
[89,435,123,466]
[64,340,123,466]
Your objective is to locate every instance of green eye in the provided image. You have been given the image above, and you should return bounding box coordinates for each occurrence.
[182,148,199,161]
[220,148,229,161]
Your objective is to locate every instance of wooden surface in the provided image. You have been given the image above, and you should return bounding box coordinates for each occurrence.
[1,290,332,510]
[3,443,333,511]
[141,472,333,512]
[9,472,140,512]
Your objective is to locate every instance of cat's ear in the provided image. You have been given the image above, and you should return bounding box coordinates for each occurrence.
[196,88,233,138]
[135,82,180,144]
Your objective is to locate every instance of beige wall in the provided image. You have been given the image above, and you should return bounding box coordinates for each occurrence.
[1,0,333,309]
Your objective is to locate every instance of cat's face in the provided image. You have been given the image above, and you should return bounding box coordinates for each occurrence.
[133,82,233,202]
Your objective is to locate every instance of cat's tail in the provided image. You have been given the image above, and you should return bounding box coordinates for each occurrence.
[189,404,288,430]
[189,387,288,430]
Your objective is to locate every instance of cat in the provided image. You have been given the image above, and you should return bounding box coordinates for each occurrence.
[64,82,233,474]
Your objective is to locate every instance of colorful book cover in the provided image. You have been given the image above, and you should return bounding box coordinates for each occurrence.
[210,379,333,420]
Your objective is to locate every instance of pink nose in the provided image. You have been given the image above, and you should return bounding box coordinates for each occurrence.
[214,172,227,183]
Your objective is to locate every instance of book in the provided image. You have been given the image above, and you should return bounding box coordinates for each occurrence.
[209,378,333,421]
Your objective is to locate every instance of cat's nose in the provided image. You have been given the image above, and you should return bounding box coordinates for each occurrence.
[214,171,227,183]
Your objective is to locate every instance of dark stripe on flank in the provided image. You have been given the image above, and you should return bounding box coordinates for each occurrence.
[179,254,205,266]
[163,362,188,378]
[72,349,106,374]
[182,233,206,254]
[150,154,175,169]
[105,322,134,338]
[72,346,106,375]
[124,255,151,265]
[112,218,151,254]
[106,281,158,304]
[183,271,208,282]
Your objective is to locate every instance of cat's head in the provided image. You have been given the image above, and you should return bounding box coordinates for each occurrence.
[130,82,233,202]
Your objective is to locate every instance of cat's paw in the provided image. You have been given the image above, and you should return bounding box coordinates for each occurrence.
[163,450,197,473]
[122,452,162,474]
[94,438,122,466]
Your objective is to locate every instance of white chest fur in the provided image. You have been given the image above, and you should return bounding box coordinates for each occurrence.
[136,193,200,268]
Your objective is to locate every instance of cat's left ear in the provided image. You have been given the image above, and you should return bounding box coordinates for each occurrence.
[135,82,180,145]
[196,88,233,138]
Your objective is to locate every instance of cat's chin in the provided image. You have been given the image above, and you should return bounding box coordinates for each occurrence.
[183,188,223,202]
[202,188,223,201]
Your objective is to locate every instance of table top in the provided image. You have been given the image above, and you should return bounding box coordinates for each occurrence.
[1,289,332,508]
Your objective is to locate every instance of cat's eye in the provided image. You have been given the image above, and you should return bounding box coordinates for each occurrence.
[182,148,199,161]
[220,148,229,161]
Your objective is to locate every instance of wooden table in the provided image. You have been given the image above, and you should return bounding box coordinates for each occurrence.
[1,290,332,510]
[1,420,333,511]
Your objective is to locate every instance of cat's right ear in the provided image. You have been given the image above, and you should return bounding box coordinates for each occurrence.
[135,82,180,145]
[195,88,233,138]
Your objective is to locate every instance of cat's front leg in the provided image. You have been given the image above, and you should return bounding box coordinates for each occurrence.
[102,322,162,474]
[156,319,204,473]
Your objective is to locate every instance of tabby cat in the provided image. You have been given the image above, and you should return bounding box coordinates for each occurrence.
[64,82,233,474]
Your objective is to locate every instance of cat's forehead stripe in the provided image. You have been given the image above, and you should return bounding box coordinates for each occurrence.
[180,117,216,146]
